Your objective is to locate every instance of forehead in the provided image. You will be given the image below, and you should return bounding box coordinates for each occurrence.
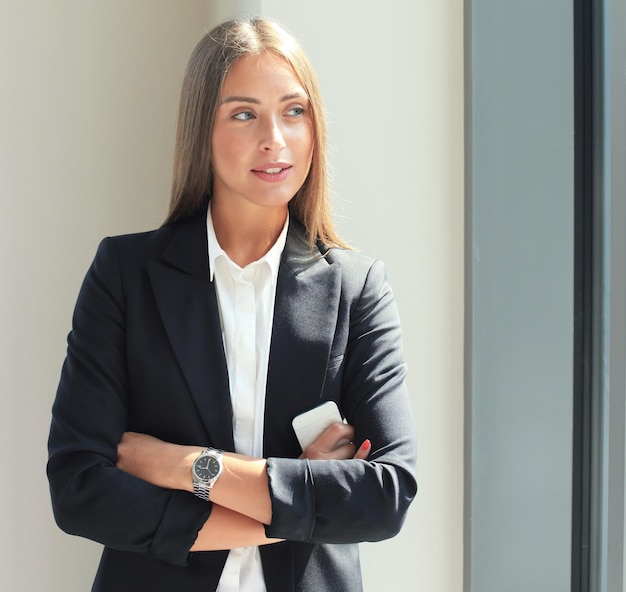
[221,52,306,96]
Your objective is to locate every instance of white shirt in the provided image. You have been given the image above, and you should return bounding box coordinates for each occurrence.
[207,207,288,592]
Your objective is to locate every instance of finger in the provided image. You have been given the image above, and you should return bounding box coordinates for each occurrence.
[300,423,355,459]
[324,440,357,460]
[317,422,354,450]
[353,439,372,460]
[304,423,354,455]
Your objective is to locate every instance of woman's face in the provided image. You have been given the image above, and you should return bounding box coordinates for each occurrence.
[211,52,314,213]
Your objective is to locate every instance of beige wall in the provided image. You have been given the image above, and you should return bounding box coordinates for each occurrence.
[0,1,463,590]
[0,2,207,590]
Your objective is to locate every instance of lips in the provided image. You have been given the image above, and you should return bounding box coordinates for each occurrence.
[251,162,293,182]
[252,162,292,174]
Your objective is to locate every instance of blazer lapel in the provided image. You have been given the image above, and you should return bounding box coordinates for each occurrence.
[263,224,342,458]
[147,211,234,451]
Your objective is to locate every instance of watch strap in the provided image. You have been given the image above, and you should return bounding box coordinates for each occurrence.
[193,480,212,501]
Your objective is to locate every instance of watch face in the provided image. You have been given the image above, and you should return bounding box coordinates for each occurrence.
[194,454,221,482]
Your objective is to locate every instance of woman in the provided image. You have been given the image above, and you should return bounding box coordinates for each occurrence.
[47,16,417,592]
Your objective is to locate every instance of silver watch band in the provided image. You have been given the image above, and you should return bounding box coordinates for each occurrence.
[193,481,212,501]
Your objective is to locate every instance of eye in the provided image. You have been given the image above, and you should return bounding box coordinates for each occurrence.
[232,110,255,121]
[286,106,306,117]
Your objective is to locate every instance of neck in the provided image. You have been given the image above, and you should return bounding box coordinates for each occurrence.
[210,199,287,268]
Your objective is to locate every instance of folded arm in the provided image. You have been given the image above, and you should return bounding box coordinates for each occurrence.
[263,258,418,544]
[116,423,370,551]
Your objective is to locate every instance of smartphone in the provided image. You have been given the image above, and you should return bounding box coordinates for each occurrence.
[292,401,343,452]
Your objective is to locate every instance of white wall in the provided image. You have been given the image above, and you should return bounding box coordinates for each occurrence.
[0,1,464,590]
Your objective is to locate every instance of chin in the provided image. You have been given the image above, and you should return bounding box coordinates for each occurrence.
[252,191,297,209]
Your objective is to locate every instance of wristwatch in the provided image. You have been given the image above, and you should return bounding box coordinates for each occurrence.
[191,448,223,501]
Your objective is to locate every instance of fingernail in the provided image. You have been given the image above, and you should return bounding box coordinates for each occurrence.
[361,439,371,451]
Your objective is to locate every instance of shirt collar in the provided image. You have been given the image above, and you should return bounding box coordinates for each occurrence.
[206,204,289,283]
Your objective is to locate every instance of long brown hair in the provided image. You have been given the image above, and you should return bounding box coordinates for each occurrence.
[165,17,347,250]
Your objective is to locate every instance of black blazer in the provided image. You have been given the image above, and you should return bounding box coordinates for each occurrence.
[47,207,417,592]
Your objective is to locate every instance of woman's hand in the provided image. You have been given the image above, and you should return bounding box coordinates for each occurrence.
[299,422,371,460]
[117,432,200,492]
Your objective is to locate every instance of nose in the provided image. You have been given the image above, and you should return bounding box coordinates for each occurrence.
[261,117,286,152]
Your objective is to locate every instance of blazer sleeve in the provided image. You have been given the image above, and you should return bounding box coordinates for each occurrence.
[264,258,418,543]
[47,237,212,567]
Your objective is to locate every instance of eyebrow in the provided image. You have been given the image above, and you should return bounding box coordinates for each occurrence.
[221,92,306,105]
